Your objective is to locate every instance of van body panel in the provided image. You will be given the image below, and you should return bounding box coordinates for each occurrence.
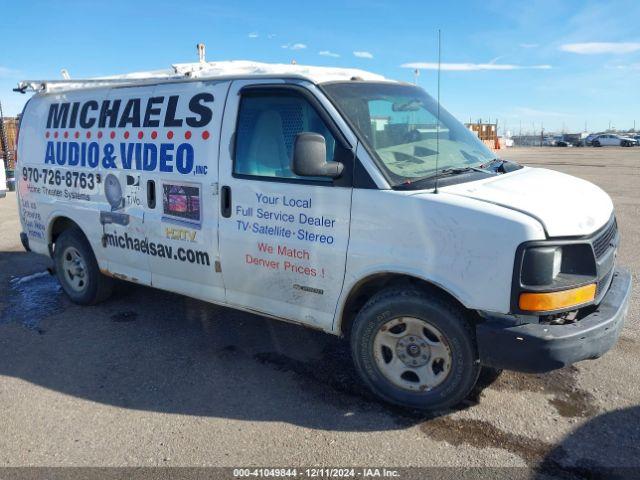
[441,166,614,237]
[338,188,546,325]
[17,80,226,290]
[17,89,124,273]
[98,85,153,285]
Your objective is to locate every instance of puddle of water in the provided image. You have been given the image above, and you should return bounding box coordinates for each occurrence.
[9,271,50,285]
[490,367,599,418]
[2,272,65,330]
[419,417,565,465]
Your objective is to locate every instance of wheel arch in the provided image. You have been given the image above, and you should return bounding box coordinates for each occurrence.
[48,215,90,256]
[336,271,473,338]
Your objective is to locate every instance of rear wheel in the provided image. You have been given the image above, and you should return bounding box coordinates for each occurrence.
[54,227,113,305]
[350,288,480,411]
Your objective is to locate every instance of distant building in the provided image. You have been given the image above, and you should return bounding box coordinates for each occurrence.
[511,134,543,147]
[466,122,497,142]
[465,122,500,149]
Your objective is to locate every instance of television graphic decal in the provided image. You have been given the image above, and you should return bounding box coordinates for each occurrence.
[162,182,202,226]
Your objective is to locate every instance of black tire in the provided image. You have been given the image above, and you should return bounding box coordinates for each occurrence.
[592,140,601,147]
[350,288,480,411]
[54,227,114,305]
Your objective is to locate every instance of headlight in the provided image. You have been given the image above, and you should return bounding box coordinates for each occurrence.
[521,246,562,286]
[515,243,597,313]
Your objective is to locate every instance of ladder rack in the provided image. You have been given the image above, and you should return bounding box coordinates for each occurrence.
[14,74,187,94]
[14,60,389,94]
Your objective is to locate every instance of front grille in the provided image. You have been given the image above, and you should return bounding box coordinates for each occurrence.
[592,218,617,259]
[596,267,614,299]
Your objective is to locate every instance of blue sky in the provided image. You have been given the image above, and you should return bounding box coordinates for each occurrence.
[2,0,639,133]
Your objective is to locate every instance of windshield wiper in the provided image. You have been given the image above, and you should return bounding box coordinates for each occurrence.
[440,166,489,175]
[394,165,492,189]
[479,158,504,170]
[480,158,522,173]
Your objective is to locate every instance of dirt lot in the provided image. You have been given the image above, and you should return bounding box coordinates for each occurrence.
[0,147,638,473]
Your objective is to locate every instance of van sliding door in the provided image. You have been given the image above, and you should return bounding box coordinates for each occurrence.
[143,80,230,302]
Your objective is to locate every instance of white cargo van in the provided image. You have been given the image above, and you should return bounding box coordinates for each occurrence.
[15,61,631,410]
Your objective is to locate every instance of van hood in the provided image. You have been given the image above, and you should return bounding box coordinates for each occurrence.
[439,166,613,237]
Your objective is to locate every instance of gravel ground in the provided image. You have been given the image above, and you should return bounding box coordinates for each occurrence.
[0,147,638,474]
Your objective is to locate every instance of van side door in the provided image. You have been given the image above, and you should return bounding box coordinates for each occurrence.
[143,80,230,302]
[217,80,354,331]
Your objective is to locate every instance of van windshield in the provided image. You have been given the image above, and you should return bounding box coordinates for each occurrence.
[322,82,495,187]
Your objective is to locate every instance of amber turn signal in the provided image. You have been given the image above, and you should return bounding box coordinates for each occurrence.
[519,284,596,312]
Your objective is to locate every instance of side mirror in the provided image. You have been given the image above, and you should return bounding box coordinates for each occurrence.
[292,132,344,178]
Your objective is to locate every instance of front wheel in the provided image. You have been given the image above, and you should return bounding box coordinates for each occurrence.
[592,140,601,147]
[350,288,480,411]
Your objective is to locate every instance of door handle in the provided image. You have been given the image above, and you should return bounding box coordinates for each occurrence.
[221,185,232,218]
[147,180,156,209]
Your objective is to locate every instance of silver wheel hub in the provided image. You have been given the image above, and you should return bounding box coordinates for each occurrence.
[62,247,88,293]
[396,335,430,367]
[373,316,452,392]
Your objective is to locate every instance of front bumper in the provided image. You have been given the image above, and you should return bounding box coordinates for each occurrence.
[477,268,632,373]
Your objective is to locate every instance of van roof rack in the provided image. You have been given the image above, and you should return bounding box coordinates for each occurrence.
[15,70,186,94]
[15,60,390,94]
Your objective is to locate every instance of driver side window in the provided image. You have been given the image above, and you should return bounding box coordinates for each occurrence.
[234,92,336,180]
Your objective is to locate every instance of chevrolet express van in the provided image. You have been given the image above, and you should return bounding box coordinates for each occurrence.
[15,61,632,410]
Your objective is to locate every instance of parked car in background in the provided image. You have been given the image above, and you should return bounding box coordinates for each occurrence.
[555,140,573,147]
[584,133,602,146]
[592,134,637,147]
[6,169,15,191]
